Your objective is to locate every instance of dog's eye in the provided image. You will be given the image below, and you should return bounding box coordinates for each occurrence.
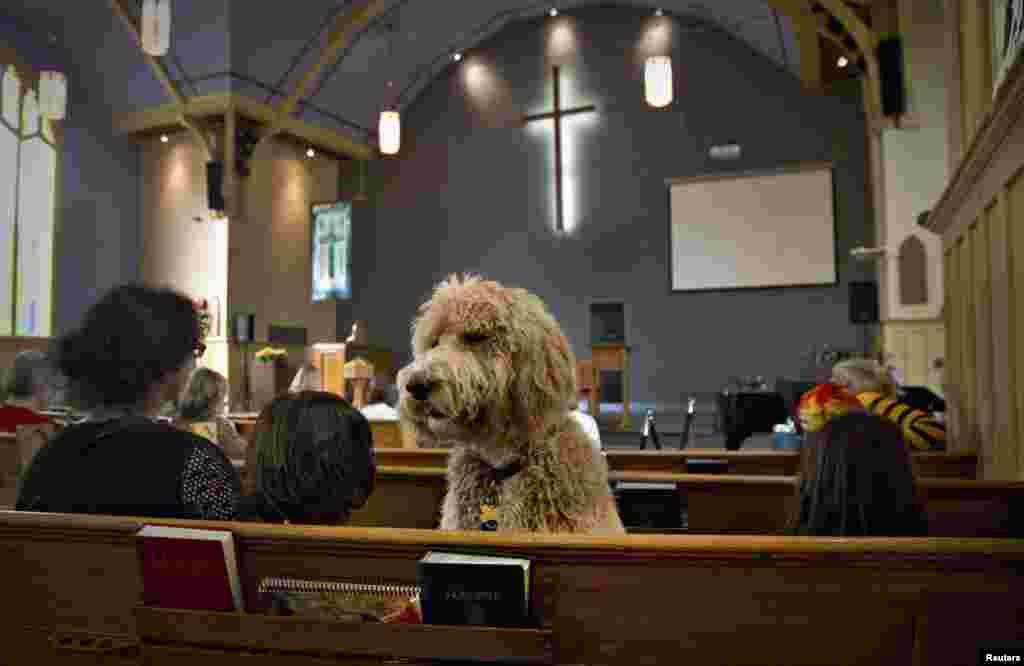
[461,332,489,346]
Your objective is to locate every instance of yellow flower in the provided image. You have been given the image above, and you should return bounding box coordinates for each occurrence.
[255,347,288,362]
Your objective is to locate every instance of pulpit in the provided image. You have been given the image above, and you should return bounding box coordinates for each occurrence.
[591,343,631,430]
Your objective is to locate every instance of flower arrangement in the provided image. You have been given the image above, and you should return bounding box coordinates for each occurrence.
[194,298,212,341]
[255,347,288,364]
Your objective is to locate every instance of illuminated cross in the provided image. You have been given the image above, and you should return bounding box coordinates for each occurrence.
[522,66,596,233]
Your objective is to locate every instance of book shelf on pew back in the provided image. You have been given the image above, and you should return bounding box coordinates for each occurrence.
[2,511,1024,666]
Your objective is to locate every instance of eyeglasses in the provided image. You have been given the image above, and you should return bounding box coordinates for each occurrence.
[194,342,207,359]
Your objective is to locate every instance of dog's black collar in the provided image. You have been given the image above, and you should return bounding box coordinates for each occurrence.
[489,460,523,483]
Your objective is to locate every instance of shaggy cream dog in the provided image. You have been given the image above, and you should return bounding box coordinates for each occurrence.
[397,275,624,534]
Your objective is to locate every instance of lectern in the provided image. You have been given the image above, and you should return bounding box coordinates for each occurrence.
[591,343,631,430]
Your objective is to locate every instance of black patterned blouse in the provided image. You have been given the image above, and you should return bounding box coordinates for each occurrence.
[17,417,240,520]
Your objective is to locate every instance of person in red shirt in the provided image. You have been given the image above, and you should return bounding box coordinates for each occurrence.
[0,350,55,433]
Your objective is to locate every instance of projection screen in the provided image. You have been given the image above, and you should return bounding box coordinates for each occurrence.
[668,163,836,291]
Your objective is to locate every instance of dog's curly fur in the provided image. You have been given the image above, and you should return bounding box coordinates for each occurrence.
[397,275,624,534]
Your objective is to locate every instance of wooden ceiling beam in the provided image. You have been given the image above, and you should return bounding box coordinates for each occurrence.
[770,0,823,90]
[261,0,390,150]
[814,0,883,124]
[108,0,213,157]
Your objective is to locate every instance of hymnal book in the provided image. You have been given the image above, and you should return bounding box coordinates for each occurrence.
[136,525,243,612]
[258,577,420,623]
[417,551,531,627]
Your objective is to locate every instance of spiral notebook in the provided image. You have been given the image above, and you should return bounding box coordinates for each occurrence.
[258,577,419,623]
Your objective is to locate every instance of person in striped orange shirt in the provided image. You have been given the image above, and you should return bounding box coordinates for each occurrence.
[832,359,946,451]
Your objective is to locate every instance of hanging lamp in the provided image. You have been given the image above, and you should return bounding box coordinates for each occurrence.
[379,108,400,155]
[378,25,401,155]
[38,69,67,120]
[644,55,673,107]
[142,0,171,56]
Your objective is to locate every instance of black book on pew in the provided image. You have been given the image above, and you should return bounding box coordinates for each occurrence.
[417,552,531,627]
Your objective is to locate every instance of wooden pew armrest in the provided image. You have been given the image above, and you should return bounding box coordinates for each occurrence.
[134,605,555,664]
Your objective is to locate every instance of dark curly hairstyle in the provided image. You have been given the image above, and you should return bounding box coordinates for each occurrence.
[791,412,928,537]
[249,391,376,524]
[54,285,200,409]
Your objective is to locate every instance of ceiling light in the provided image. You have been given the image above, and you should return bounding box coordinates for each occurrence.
[453,52,462,62]
[160,134,169,143]
[141,0,171,57]
[837,56,849,68]
[644,55,673,108]
[549,7,559,17]
[38,69,67,120]
[655,8,664,16]
[306,147,316,158]
[379,109,401,155]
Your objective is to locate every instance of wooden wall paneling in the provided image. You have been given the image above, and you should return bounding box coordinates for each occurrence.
[959,0,993,147]
[960,234,977,453]
[944,248,960,443]
[973,210,994,477]
[987,191,1017,480]
[1011,172,1024,478]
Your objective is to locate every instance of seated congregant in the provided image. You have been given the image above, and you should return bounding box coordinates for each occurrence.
[237,391,375,524]
[175,367,248,460]
[16,285,240,519]
[360,382,399,421]
[791,412,929,537]
[289,363,322,393]
[0,350,56,433]
[831,358,946,451]
[571,386,601,451]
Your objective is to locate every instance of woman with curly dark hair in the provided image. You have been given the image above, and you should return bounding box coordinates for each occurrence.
[16,285,240,519]
[237,391,375,525]
[790,412,929,537]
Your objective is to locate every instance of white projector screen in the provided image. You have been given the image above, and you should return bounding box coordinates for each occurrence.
[668,164,836,291]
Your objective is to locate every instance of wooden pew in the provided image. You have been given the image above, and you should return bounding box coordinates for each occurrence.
[369,448,979,479]
[337,467,1024,538]
[1,510,1022,666]
[613,472,1024,538]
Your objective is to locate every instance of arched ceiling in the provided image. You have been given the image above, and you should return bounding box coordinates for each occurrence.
[235,0,801,143]
[1,1,871,150]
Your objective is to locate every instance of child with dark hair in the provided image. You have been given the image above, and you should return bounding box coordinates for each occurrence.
[16,285,239,520]
[791,412,929,537]
[237,391,376,525]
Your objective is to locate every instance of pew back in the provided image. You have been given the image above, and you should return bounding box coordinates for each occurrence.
[1,511,1022,666]
[351,467,1023,537]
[368,448,978,479]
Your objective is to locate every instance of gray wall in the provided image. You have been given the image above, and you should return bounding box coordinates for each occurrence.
[1,8,141,333]
[351,7,877,406]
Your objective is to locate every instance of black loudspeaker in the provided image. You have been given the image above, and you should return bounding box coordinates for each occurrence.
[877,37,907,117]
[849,282,879,324]
[206,161,225,212]
[233,313,255,343]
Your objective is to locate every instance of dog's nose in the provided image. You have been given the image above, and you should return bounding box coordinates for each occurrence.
[406,380,435,402]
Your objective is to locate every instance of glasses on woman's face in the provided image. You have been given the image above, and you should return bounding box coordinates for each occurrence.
[193,342,207,359]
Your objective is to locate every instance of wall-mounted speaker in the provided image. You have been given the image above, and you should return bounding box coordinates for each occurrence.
[849,281,879,324]
[233,313,255,343]
[206,161,225,212]
[877,37,907,117]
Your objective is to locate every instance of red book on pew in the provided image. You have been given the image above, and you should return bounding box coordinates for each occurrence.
[136,526,243,612]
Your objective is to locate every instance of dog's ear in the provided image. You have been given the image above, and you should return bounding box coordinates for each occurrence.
[513,294,577,429]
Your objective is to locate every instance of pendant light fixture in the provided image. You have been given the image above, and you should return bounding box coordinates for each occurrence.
[644,55,673,108]
[142,0,171,57]
[378,24,401,155]
[38,69,67,120]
